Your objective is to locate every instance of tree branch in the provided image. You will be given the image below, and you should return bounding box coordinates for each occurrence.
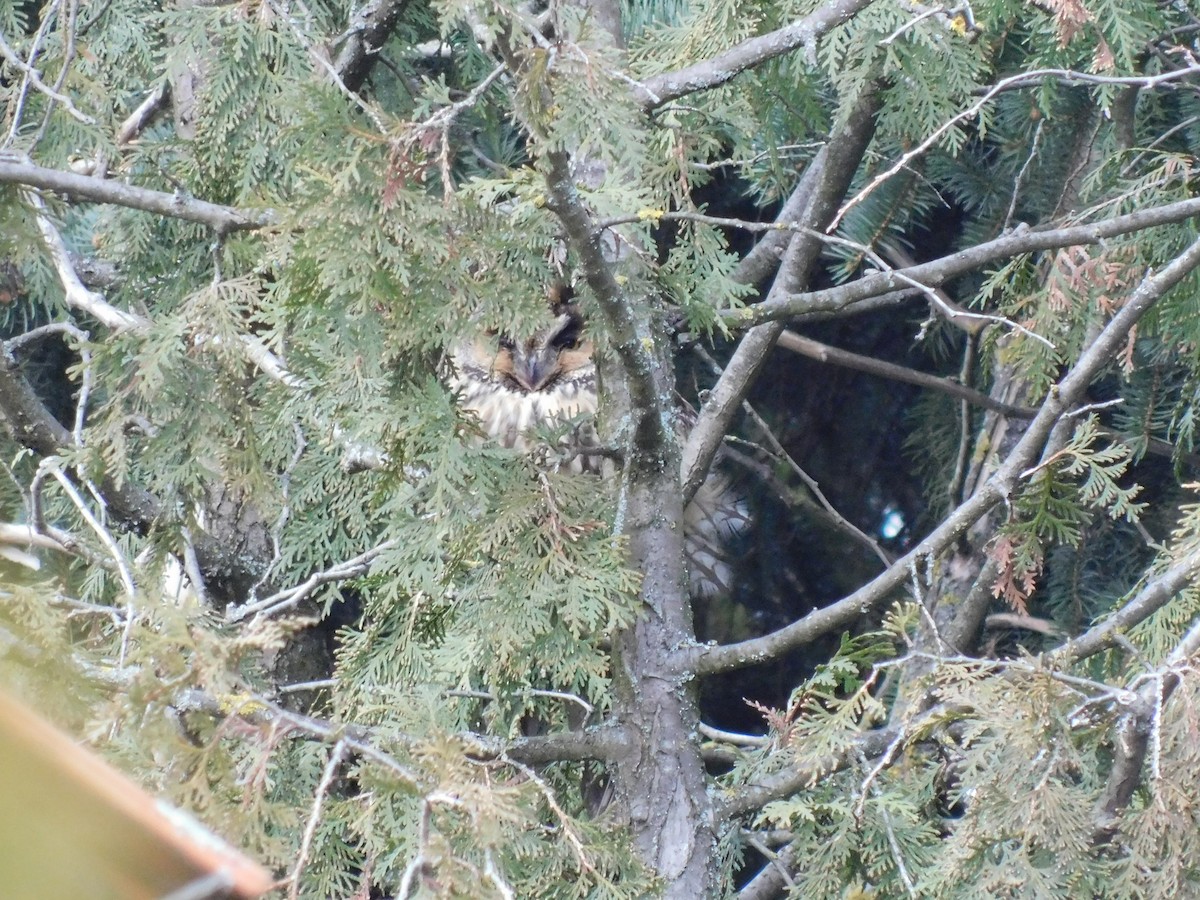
[1093,614,1200,843]
[333,0,412,92]
[723,196,1200,329]
[684,232,1200,676]
[1047,545,1200,664]
[716,727,900,820]
[776,330,1037,419]
[832,64,1200,231]
[724,194,1200,331]
[0,341,268,602]
[543,151,672,462]
[680,88,880,505]
[0,158,274,233]
[634,0,878,109]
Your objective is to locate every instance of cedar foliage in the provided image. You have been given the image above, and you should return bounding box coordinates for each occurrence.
[4,0,1200,896]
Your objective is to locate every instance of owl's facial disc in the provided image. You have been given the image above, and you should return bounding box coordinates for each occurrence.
[495,311,590,394]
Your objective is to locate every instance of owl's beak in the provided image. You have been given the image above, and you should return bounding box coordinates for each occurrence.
[513,353,555,392]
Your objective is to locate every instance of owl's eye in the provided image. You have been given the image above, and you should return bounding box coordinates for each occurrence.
[496,335,516,352]
[552,321,583,351]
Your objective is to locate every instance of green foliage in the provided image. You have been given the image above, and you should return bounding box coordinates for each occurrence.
[7,0,1200,895]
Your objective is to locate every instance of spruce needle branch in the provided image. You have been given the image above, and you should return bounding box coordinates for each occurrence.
[831,63,1200,231]
[686,232,1200,677]
[729,195,1200,329]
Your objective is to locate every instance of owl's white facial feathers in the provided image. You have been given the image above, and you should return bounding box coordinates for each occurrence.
[449,310,596,453]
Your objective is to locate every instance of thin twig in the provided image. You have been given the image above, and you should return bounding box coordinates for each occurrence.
[694,344,892,567]
[228,538,399,622]
[0,23,95,125]
[289,739,349,900]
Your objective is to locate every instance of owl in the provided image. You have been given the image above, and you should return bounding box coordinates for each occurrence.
[449,304,599,467]
[448,299,747,599]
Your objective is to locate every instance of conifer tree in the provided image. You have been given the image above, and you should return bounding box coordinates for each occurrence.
[4,0,1200,896]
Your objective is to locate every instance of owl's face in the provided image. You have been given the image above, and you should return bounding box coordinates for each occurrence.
[450,308,597,452]
[475,310,593,395]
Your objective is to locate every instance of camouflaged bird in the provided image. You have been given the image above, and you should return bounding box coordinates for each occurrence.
[448,298,747,599]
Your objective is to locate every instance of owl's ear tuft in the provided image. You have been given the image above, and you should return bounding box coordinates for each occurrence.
[550,312,585,351]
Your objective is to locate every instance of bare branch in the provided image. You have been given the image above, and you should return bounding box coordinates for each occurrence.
[265,0,389,133]
[727,195,1200,329]
[0,340,269,602]
[0,25,95,125]
[698,722,769,748]
[1093,616,1200,843]
[289,739,349,900]
[333,0,412,92]
[226,538,399,622]
[737,841,800,900]
[716,727,900,820]
[116,83,169,146]
[685,232,1200,676]
[543,151,672,460]
[0,157,274,233]
[831,63,1200,231]
[24,189,147,330]
[681,89,880,505]
[635,0,878,109]
[694,344,892,567]
[776,330,1037,419]
[1048,546,1200,664]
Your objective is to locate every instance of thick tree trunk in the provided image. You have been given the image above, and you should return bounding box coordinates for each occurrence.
[597,91,881,893]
